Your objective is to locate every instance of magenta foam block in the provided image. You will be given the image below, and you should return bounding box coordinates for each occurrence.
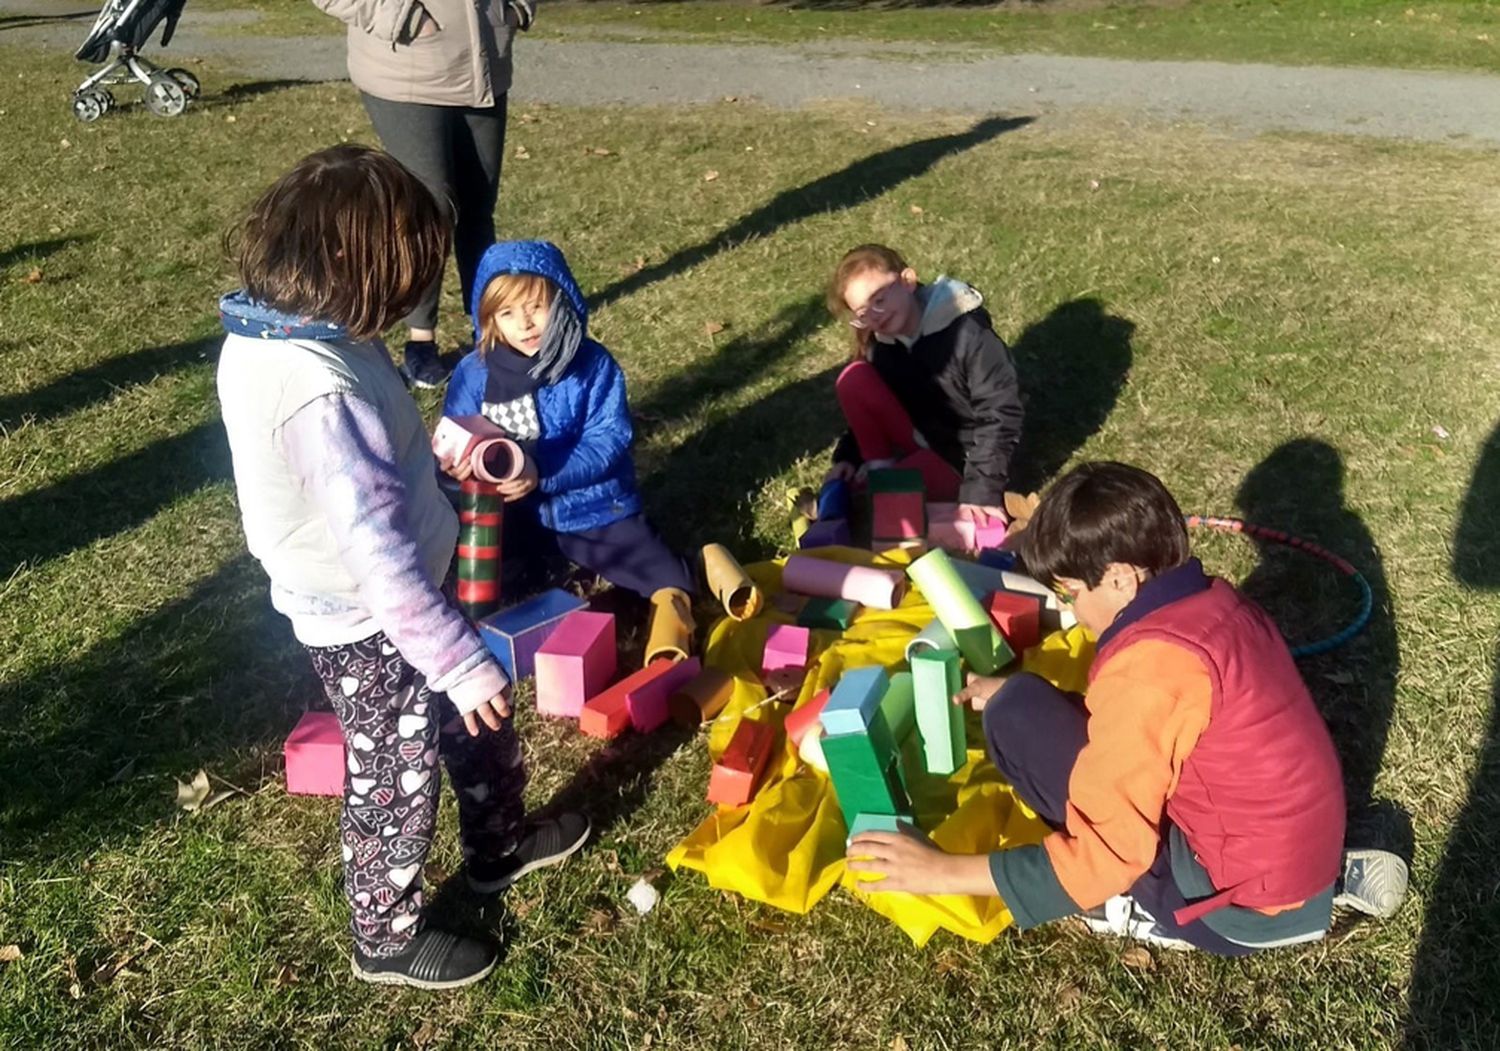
[626,656,702,732]
[762,623,811,678]
[782,555,907,611]
[535,610,617,718]
[477,589,588,681]
[285,711,345,797]
[926,503,1008,553]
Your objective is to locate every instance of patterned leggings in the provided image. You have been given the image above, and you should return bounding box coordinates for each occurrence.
[305,633,527,958]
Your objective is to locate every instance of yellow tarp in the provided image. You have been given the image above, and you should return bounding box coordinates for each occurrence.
[666,546,1096,947]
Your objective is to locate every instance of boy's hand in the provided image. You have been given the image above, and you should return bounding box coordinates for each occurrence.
[846,830,998,896]
[955,670,1008,711]
[462,688,513,737]
[497,457,539,502]
[441,454,475,482]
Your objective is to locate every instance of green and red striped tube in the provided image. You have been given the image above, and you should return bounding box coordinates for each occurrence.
[457,478,503,620]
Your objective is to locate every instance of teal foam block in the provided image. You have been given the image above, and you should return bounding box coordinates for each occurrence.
[846,812,916,843]
[798,596,858,631]
[912,648,966,775]
[820,665,889,736]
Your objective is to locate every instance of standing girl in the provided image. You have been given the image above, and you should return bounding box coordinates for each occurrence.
[217,145,586,990]
[826,244,1025,527]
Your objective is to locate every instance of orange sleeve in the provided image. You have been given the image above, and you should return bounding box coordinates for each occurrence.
[1042,640,1213,910]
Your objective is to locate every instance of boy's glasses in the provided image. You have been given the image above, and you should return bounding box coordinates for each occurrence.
[1050,569,1153,606]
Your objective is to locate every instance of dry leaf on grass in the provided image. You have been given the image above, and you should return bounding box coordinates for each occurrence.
[1120,945,1155,970]
[174,769,236,813]
[909,205,924,215]
[23,268,42,284]
[0,945,22,964]
[704,320,725,336]
[703,170,719,182]
[890,1036,910,1051]
[587,146,615,157]
[515,145,531,160]
[1056,982,1083,1010]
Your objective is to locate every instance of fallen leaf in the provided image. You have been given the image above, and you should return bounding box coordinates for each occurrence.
[23,268,42,284]
[1432,424,1451,440]
[518,111,538,123]
[273,963,298,987]
[515,145,531,160]
[0,945,22,964]
[59,138,71,149]
[909,204,924,215]
[704,320,725,336]
[225,114,236,123]
[890,1037,909,1051]
[582,907,618,935]
[1120,945,1154,970]
[747,916,787,936]
[1088,179,1101,191]
[1056,982,1083,1010]
[703,170,719,182]
[588,146,614,157]
[175,769,212,811]
[411,1020,442,1048]
[723,95,738,103]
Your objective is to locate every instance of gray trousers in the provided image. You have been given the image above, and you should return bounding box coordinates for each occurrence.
[362,92,508,333]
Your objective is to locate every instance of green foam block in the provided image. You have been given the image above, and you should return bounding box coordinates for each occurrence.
[912,648,966,776]
[798,596,858,631]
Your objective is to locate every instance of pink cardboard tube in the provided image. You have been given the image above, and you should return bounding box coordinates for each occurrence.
[472,437,525,484]
[782,555,907,610]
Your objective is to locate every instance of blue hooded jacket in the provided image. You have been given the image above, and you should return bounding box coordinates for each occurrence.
[445,240,642,535]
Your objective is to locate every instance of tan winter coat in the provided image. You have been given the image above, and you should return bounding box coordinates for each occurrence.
[311,0,519,108]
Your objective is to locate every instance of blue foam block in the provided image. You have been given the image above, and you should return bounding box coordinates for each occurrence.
[820,666,889,736]
[978,548,1018,571]
[798,518,852,550]
[477,589,589,681]
[949,559,1007,602]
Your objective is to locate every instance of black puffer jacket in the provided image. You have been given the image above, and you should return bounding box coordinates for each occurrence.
[833,279,1024,506]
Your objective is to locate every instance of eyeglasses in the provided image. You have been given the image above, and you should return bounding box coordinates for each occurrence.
[847,278,901,330]
[1051,569,1152,605]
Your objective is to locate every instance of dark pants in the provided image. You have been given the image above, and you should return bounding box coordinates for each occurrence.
[305,632,526,958]
[504,500,694,599]
[361,93,507,333]
[983,672,1254,956]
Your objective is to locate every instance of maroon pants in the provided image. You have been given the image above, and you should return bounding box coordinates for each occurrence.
[835,360,963,501]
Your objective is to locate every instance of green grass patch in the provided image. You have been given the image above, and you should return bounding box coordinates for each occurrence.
[4,38,1500,1051]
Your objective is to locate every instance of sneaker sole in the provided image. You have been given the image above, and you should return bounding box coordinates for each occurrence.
[397,364,446,391]
[350,954,495,991]
[467,821,592,895]
[1334,849,1409,919]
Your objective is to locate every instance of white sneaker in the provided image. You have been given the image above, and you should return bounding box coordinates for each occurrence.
[1080,895,1195,951]
[1334,849,1409,919]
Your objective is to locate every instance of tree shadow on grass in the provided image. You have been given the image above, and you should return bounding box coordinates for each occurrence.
[1007,297,1134,494]
[194,79,315,111]
[0,11,94,33]
[1232,438,1410,861]
[0,235,89,275]
[0,419,230,582]
[0,335,214,428]
[1405,423,1500,1048]
[590,115,1033,311]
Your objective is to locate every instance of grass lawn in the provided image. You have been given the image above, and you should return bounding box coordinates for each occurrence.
[193,0,1500,74]
[5,37,1500,1051]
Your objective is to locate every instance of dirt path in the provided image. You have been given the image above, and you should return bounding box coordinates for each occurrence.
[8,1,1500,145]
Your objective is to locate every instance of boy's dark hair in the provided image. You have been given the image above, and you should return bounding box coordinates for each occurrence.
[1020,461,1190,588]
[230,144,450,340]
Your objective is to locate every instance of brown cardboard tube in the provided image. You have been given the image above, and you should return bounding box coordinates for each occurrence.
[645,588,695,664]
[701,544,763,621]
[669,666,735,727]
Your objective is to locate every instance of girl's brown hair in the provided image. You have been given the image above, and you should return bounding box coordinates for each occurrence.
[826,243,908,361]
[230,144,450,341]
[476,273,555,353]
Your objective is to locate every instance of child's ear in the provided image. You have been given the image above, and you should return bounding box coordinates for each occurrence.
[900,267,919,289]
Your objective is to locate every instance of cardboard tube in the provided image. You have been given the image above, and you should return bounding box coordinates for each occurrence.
[782,556,906,611]
[472,437,526,484]
[668,666,735,727]
[906,549,1014,674]
[904,618,955,662]
[702,544,763,621]
[645,588,695,664]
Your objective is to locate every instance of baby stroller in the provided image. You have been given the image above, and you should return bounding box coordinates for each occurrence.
[72,0,199,122]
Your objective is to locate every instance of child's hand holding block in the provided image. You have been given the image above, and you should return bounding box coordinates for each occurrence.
[986,590,1043,654]
[706,718,777,807]
[285,711,345,797]
[534,611,616,719]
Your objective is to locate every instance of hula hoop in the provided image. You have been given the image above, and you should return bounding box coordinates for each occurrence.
[1184,514,1373,659]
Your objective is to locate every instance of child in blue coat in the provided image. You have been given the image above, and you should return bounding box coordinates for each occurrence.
[443,240,695,661]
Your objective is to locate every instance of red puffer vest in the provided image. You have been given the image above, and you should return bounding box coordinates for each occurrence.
[1090,573,1346,924]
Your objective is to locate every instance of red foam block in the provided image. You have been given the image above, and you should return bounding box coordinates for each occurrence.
[783,688,831,747]
[987,590,1043,654]
[284,711,345,797]
[579,657,703,738]
[872,490,926,541]
[707,718,778,807]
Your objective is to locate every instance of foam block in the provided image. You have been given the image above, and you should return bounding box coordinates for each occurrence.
[846,812,915,843]
[926,503,1008,553]
[580,658,697,738]
[912,648,966,776]
[798,596,858,631]
[907,549,1015,674]
[707,718,777,806]
[285,711,345,797]
[784,687,831,747]
[978,548,1018,571]
[869,468,927,540]
[816,478,852,521]
[878,671,917,746]
[987,590,1044,654]
[822,730,909,818]
[819,666,889,736]
[905,618,955,662]
[669,666,736,727]
[798,518,852,550]
[534,611,616,719]
[762,624,811,678]
[477,589,588,681]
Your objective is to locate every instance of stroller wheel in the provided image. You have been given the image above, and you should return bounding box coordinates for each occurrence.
[143,73,188,118]
[72,89,108,123]
[165,68,200,100]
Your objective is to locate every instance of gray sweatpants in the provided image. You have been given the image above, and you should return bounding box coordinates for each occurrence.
[361,92,508,333]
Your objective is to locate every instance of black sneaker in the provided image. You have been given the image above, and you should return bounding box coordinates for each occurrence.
[467,811,591,894]
[351,928,496,990]
[400,339,450,390]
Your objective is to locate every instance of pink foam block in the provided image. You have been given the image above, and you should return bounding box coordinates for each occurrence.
[762,624,811,677]
[927,503,1008,553]
[534,611,617,719]
[873,490,926,541]
[284,711,345,797]
[627,656,702,732]
[580,658,702,738]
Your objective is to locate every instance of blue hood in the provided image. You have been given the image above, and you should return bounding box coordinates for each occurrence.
[470,240,589,336]
[218,290,351,341]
